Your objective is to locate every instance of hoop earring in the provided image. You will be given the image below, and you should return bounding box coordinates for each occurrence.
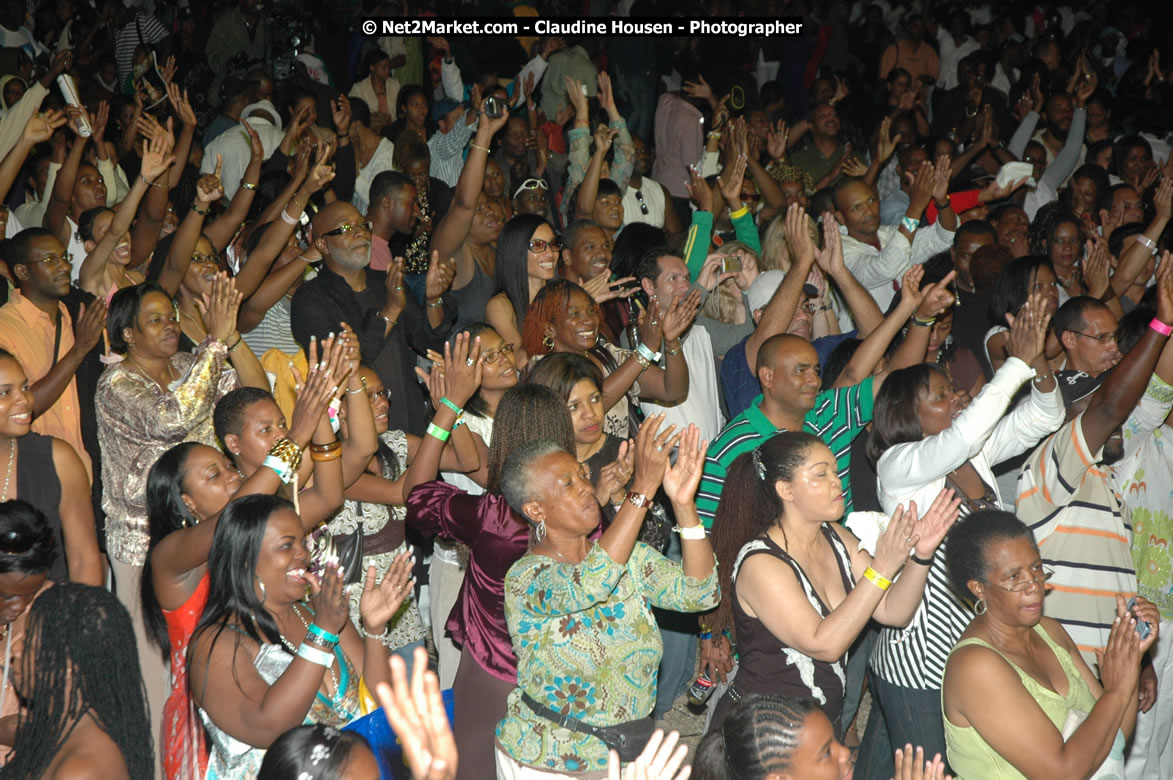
[543,334,554,350]
[974,598,986,616]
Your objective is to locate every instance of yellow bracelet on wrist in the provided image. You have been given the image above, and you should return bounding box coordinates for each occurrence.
[863,566,892,591]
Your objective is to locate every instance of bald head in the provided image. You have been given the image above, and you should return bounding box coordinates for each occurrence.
[757,334,822,412]
[312,201,372,272]
[757,333,816,374]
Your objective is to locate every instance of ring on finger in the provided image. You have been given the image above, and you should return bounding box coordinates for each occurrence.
[466,357,475,367]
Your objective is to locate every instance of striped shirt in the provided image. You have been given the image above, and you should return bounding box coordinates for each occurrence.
[114,13,170,83]
[696,379,874,529]
[1018,377,1173,668]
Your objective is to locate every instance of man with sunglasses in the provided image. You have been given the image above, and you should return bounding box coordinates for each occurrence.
[291,201,456,436]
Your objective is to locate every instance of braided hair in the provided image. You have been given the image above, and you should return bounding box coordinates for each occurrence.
[3,584,153,780]
[693,694,820,779]
[485,384,575,496]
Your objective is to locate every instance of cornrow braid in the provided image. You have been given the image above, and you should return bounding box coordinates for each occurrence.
[3,584,153,780]
[693,694,819,779]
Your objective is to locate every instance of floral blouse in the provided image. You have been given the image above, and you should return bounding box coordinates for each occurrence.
[496,542,718,774]
[96,341,238,565]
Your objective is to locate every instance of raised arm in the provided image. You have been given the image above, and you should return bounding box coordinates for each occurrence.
[429,107,509,261]
[129,117,176,269]
[164,83,197,190]
[205,121,265,252]
[44,118,88,247]
[201,273,268,390]
[814,212,885,335]
[572,123,617,221]
[745,203,817,370]
[156,155,222,296]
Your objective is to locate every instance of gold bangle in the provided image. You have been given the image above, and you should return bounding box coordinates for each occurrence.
[268,437,304,473]
[310,448,343,462]
[309,440,342,455]
[666,338,683,356]
[863,566,892,591]
[241,181,258,191]
[469,142,490,154]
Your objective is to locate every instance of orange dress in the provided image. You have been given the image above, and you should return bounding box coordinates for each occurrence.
[162,573,210,780]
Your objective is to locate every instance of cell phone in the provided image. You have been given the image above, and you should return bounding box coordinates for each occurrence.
[1126,597,1153,641]
[719,255,742,274]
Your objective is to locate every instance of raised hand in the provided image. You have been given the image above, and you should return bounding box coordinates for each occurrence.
[22,109,66,145]
[815,212,847,276]
[638,296,664,352]
[424,250,457,301]
[932,154,951,203]
[359,549,416,635]
[682,73,714,103]
[696,254,737,292]
[873,502,918,578]
[197,272,243,343]
[1004,296,1048,366]
[565,74,588,118]
[196,154,224,204]
[609,729,691,780]
[661,289,702,343]
[631,414,679,495]
[842,154,869,177]
[910,489,961,560]
[767,120,789,161]
[331,94,352,136]
[687,166,714,213]
[978,175,1029,204]
[596,454,633,507]
[876,116,902,164]
[1154,176,1173,221]
[165,82,197,127]
[383,257,408,319]
[288,336,342,447]
[1083,237,1111,298]
[243,120,264,162]
[1097,602,1143,696]
[376,647,459,780]
[73,299,108,353]
[159,54,177,85]
[307,561,350,635]
[1154,250,1173,327]
[437,331,484,408]
[784,203,816,269]
[583,271,638,304]
[717,154,748,210]
[916,270,958,320]
[892,745,953,780]
[139,122,176,182]
[597,71,617,118]
[909,160,936,213]
[662,425,706,507]
[593,123,619,156]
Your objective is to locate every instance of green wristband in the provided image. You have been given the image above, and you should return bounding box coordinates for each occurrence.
[426,422,451,442]
[439,397,463,415]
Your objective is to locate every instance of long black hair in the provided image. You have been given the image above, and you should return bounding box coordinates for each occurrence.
[710,431,823,638]
[258,723,371,780]
[141,442,203,661]
[495,214,554,331]
[188,494,295,697]
[485,384,576,495]
[3,584,153,780]
[693,694,821,780]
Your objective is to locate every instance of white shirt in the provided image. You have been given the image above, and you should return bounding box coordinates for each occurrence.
[640,324,725,443]
[840,221,954,312]
[936,29,981,91]
[622,178,667,229]
[353,138,396,216]
[200,116,284,201]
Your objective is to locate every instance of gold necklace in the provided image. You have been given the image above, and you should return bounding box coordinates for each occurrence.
[180,308,206,341]
[0,438,14,502]
[126,353,175,390]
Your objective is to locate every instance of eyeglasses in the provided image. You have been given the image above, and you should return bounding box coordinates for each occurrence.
[634,189,649,215]
[321,221,372,238]
[482,343,515,363]
[1072,330,1118,344]
[799,301,823,314]
[528,237,561,252]
[368,388,392,403]
[991,565,1054,593]
[191,253,219,265]
[27,251,73,267]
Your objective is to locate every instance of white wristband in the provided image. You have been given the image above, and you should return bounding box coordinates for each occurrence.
[281,208,301,226]
[297,642,336,668]
[674,524,708,540]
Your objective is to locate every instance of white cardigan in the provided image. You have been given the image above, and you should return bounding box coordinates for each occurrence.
[876,358,1065,516]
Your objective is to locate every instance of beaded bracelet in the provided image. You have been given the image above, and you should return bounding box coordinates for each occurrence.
[862,566,892,591]
[357,621,392,642]
[192,204,210,216]
[427,422,451,442]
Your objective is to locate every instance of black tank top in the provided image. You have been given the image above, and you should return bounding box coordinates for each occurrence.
[731,525,856,724]
[16,433,66,581]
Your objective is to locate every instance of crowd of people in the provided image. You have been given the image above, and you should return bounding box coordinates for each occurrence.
[0,0,1172,778]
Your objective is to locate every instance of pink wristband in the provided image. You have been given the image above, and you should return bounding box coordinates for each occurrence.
[1150,317,1173,337]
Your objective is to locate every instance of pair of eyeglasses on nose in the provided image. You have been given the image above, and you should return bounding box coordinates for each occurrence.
[482,343,515,363]
[528,237,562,252]
[1072,330,1118,344]
[191,253,219,265]
[27,251,73,267]
[322,221,373,237]
[992,566,1054,593]
[368,388,392,403]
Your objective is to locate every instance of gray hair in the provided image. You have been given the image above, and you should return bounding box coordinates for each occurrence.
[499,440,568,521]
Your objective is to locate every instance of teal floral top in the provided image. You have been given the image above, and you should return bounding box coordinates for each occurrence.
[496,542,719,775]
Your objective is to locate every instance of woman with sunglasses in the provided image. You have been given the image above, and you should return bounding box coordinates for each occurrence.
[942,510,1156,778]
[485,215,562,368]
[327,335,483,671]
[522,279,695,439]
[0,500,58,762]
[855,294,1064,778]
[430,109,512,335]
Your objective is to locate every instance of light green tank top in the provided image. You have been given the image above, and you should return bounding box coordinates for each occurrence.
[943,623,1100,779]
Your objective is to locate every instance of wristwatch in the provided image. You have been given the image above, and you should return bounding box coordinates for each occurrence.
[626,491,651,509]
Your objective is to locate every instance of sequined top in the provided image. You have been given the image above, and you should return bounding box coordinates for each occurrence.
[96,342,238,565]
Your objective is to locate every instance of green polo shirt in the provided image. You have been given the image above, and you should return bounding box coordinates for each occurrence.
[789,140,847,189]
[696,379,874,528]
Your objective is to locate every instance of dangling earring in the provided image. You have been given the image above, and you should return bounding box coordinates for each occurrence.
[543,334,554,350]
[974,598,987,615]
[534,519,547,543]
[255,576,267,604]
[594,332,601,346]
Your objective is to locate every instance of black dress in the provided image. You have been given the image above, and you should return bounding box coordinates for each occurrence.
[15,432,67,581]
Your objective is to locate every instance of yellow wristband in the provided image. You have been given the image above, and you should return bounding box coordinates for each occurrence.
[863,566,892,591]
[730,205,750,219]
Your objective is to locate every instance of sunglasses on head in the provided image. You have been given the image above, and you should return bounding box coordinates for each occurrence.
[514,178,549,199]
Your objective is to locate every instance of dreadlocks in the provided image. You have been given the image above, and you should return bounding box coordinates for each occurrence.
[3,584,153,780]
[693,694,819,779]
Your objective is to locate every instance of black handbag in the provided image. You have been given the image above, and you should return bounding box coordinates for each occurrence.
[307,525,364,585]
[521,692,655,763]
